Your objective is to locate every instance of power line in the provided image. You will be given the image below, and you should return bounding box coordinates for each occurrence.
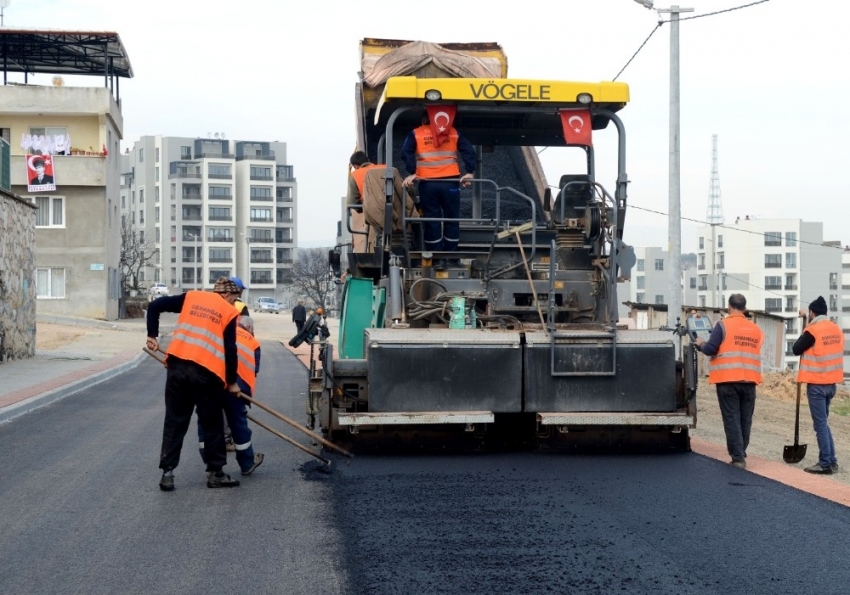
[627,203,846,251]
[614,0,772,79]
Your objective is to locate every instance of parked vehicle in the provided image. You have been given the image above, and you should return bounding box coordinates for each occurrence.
[253,297,280,314]
[148,283,169,301]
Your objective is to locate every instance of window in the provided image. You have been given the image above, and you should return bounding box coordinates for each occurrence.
[830,295,838,310]
[250,166,272,179]
[34,196,64,227]
[139,230,145,243]
[155,147,160,162]
[718,235,723,248]
[654,259,664,271]
[181,146,192,159]
[209,269,231,283]
[785,274,796,290]
[140,189,145,203]
[122,195,126,208]
[209,248,232,263]
[209,185,232,198]
[155,186,160,202]
[636,276,645,289]
[699,237,704,249]
[765,254,782,268]
[156,227,161,242]
[209,207,231,221]
[251,228,273,242]
[717,253,724,268]
[208,228,232,242]
[764,298,782,313]
[250,207,272,222]
[208,163,231,177]
[27,126,69,155]
[155,207,160,223]
[764,231,781,246]
[155,167,160,182]
[698,253,705,269]
[699,296,706,307]
[655,295,664,304]
[764,276,782,290]
[139,209,144,224]
[785,253,796,269]
[689,277,696,289]
[36,267,65,298]
[636,292,645,302]
[250,186,272,200]
[139,148,144,162]
[829,272,838,290]
[785,231,797,247]
[699,275,707,290]
[785,296,795,312]
[636,259,645,272]
[251,249,273,263]
[250,270,273,284]
[276,186,292,200]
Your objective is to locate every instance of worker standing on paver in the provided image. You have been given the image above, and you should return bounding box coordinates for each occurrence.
[794,296,844,475]
[146,276,242,491]
[694,293,764,469]
[197,315,264,476]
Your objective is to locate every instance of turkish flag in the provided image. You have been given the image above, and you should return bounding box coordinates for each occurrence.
[560,109,593,146]
[426,104,457,147]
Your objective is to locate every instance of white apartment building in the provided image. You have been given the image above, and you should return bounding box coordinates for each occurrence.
[695,218,843,371]
[120,136,297,303]
[617,247,696,321]
[842,247,850,382]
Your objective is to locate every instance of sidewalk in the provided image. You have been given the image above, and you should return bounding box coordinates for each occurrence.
[0,314,175,425]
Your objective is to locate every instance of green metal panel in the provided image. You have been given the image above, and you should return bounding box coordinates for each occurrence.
[0,138,10,192]
[339,277,385,359]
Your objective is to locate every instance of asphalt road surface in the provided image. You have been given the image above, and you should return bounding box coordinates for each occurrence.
[2,342,849,595]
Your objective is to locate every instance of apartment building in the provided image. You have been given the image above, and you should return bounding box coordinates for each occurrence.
[842,248,850,382]
[695,218,843,371]
[120,136,297,302]
[2,30,132,320]
[617,247,693,320]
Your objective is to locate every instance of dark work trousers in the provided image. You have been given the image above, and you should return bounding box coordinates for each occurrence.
[198,380,255,472]
[715,382,757,462]
[419,179,461,252]
[160,356,227,472]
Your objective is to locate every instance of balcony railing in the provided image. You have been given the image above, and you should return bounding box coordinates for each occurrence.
[276,195,293,203]
[250,175,274,181]
[764,284,782,290]
[276,237,293,244]
[250,196,273,202]
[765,306,782,313]
[208,236,234,243]
[208,215,232,221]
[250,257,274,263]
[208,194,233,200]
[250,237,274,243]
[207,173,232,179]
[764,262,782,268]
[785,306,797,312]
[277,216,293,223]
[197,153,234,159]
[250,217,274,222]
[785,284,798,290]
[169,172,202,179]
[182,214,202,221]
[208,257,233,263]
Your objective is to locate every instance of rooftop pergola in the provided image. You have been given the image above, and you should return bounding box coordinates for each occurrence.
[0,28,134,100]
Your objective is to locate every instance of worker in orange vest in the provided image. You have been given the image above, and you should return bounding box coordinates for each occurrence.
[695,293,764,469]
[146,276,242,491]
[347,150,384,205]
[794,296,844,474]
[401,113,477,269]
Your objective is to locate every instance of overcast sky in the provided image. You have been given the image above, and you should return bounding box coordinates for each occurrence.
[6,0,849,251]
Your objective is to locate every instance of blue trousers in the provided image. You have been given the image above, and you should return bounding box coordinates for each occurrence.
[419,179,460,252]
[198,383,255,472]
[807,383,837,469]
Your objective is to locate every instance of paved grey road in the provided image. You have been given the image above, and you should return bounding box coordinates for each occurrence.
[2,343,850,595]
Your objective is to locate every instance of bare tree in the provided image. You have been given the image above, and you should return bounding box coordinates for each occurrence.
[288,247,334,311]
[119,218,158,298]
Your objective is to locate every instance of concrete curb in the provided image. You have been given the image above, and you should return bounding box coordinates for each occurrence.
[37,314,175,334]
[0,350,146,426]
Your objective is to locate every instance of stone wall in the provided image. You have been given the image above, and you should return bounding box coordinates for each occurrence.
[0,190,37,361]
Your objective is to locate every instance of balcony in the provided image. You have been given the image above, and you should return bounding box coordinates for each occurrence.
[249,237,274,244]
[170,172,202,179]
[208,215,232,221]
[764,263,782,269]
[843,285,850,290]
[197,153,234,159]
[182,214,202,222]
[785,306,797,312]
[207,173,232,179]
[697,265,705,270]
[276,236,293,244]
[208,193,232,201]
[250,196,273,202]
[765,307,782,313]
[277,216,294,223]
[250,257,274,264]
[208,236,234,243]
[250,174,274,181]
[237,154,276,161]
[209,257,233,263]
[785,285,798,290]
[250,217,274,223]
[276,195,293,203]
[764,284,782,290]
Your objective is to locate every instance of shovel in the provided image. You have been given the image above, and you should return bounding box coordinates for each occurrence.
[783,381,807,464]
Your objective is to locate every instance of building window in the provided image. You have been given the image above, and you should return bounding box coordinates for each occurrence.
[764,276,782,290]
[785,231,797,247]
[180,146,192,159]
[698,237,704,250]
[140,189,145,203]
[27,126,69,155]
[689,277,696,289]
[209,185,232,198]
[829,272,838,290]
[208,163,231,178]
[251,229,273,242]
[636,276,645,289]
[122,195,126,208]
[250,270,273,284]
[785,253,796,269]
[250,186,273,200]
[785,274,796,290]
[276,186,293,200]
[718,235,723,248]
[250,166,273,180]
[250,207,272,222]
[139,148,144,162]
[764,232,781,246]
[156,227,161,242]
[155,207,160,223]
[699,275,708,291]
[209,269,231,283]
[764,298,782,313]
[636,259,645,272]
[155,186,160,202]
[251,249,273,263]
[765,254,782,268]
[786,296,795,312]
[209,207,231,221]
[654,259,664,271]
[33,196,64,227]
[209,248,232,263]
[830,295,838,310]
[155,167,160,182]
[636,292,645,302]
[155,147,160,162]
[139,209,144,224]
[699,296,706,307]
[655,295,664,304]
[717,252,724,268]
[36,267,65,298]
[139,230,145,243]
[698,253,705,270]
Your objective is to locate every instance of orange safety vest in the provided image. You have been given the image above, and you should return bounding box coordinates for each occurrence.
[797,318,845,384]
[350,163,383,199]
[413,125,460,179]
[236,326,260,394]
[708,312,764,385]
[167,291,238,386]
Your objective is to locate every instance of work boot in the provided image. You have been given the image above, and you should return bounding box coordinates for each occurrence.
[433,259,447,270]
[206,471,241,488]
[159,469,175,491]
[445,258,461,268]
[241,452,265,476]
[831,463,840,473]
[730,460,746,469]
[804,463,833,475]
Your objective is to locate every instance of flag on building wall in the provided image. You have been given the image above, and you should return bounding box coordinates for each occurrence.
[27,154,57,193]
[559,109,593,146]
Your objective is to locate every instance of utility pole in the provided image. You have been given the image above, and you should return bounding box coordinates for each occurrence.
[657,3,694,328]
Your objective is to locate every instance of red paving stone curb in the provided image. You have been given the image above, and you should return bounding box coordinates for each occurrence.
[282,341,849,508]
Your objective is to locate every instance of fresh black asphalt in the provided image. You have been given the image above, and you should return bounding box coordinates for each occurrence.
[1,341,849,594]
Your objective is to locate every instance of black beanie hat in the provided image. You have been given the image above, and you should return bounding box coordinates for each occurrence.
[809,296,827,315]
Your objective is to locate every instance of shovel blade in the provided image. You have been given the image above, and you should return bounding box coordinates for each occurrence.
[783,443,807,464]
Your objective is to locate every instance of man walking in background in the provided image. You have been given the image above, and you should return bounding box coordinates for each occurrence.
[695,293,764,469]
[794,296,844,474]
[292,299,307,333]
